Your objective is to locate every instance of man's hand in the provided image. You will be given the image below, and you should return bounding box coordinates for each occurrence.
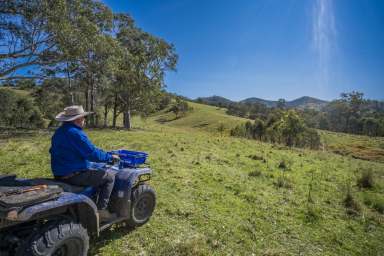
[111,154,120,164]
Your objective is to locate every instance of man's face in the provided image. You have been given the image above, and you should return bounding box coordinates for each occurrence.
[73,117,85,128]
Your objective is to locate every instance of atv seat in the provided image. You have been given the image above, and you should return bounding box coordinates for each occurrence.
[27,179,88,193]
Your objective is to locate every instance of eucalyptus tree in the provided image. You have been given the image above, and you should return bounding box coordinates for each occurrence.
[114,15,178,129]
[0,0,105,80]
[0,0,59,79]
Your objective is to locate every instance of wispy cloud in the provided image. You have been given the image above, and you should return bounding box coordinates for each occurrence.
[313,0,336,87]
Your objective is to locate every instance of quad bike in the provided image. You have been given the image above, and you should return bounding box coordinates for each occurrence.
[0,150,156,256]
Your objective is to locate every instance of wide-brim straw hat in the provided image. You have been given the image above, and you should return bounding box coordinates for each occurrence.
[55,105,93,122]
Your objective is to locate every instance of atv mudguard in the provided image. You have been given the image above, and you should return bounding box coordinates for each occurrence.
[115,167,152,197]
[110,167,152,217]
[15,192,100,235]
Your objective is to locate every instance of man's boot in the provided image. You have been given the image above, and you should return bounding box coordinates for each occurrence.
[98,209,116,223]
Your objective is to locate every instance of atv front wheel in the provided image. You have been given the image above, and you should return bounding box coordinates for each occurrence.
[17,220,89,256]
[126,184,156,227]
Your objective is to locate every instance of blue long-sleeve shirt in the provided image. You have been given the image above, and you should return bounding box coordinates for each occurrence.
[50,122,112,176]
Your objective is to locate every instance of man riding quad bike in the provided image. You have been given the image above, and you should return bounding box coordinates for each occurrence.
[0,106,156,256]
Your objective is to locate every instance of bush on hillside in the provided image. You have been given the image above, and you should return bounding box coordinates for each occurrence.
[343,187,361,215]
[357,169,375,189]
[230,109,321,149]
[230,123,248,137]
[364,194,384,214]
[0,89,45,128]
[278,158,293,171]
[170,98,192,118]
[274,176,293,189]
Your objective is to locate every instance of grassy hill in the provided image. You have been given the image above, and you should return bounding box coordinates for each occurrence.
[151,101,249,133]
[0,102,383,255]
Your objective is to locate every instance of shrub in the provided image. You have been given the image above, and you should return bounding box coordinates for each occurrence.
[274,176,293,189]
[248,170,262,177]
[305,205,320,222]
[230,125,247,137]
[364,194,384,214]
[343,188,361,215]
[278,158,293,171]
[357,169,374,189]
[217,123,225,136]
[248,154,264,161]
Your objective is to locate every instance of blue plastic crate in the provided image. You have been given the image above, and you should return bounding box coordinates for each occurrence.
[110,150,148,168]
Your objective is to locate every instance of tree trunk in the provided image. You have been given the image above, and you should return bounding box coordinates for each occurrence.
[89,75,96,127]
[66,62,74,105]
[123,110,131,130]
[84,85,89,113]
[103,104,108,128]
[112,93,118,128]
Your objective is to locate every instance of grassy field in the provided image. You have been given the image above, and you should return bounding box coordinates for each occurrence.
[0,103,383,255]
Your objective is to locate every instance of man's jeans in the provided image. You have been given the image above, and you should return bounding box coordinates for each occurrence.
[64,169,116,210]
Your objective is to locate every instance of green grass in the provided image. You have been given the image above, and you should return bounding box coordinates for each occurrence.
[320,130,384,163]
[0,103,383,255]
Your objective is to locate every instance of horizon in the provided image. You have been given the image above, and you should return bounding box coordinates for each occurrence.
[194,94,328,102]
[103,0,384,102]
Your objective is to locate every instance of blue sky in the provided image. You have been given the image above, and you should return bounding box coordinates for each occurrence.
[103,0,384,101]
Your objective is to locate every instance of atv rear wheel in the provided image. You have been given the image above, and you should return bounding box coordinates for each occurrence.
[17,220,89,256]
[126,184,156,228]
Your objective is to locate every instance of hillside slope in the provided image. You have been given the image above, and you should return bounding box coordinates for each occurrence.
[0,104,383,255]
[151,101,249,133]
[152,102,384,163]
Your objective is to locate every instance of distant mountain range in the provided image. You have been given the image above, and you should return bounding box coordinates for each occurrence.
[196,96,329,110]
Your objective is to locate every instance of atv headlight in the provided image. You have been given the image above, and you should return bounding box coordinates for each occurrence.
[139,174,151,182]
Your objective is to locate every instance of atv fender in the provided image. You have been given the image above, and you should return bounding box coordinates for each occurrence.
[16,192,100,235]
[111,168,152,217]
[128,167,152,188]
[118,168,152,198]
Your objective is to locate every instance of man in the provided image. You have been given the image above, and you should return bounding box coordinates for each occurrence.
[50,105,119,222]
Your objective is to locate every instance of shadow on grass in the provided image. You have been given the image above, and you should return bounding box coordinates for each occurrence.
[89,224,135,254]
[155,116,179,124]
[0,128,53,140]
[192,123,209,128]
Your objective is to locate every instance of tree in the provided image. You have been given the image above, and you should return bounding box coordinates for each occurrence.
[324,100,349,132]
[0,88,44,128]
[0,0,112,80]
[0,89,18,126]
[318,113,329,130]
[170,98,190,119]
[253,118,266,140]
[277,98,286,109]
[32,78,69,126]
[278,110,305,147]
[362,118,380,137]
[340,91,365,132]
[1,1,179,129]
[15,79,36,89]
[157,92,172,110]
[115,16,177,129]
